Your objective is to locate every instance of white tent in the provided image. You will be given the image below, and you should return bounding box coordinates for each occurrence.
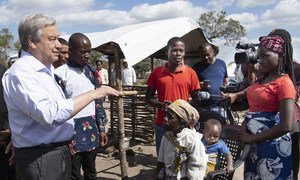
[63,17,209,67]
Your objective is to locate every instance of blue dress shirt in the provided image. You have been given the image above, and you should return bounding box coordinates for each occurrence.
[2,51,74,148]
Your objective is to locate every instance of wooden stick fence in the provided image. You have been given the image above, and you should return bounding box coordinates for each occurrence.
[109,86,156,144]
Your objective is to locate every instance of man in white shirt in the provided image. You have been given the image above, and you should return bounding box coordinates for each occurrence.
[121,59,136,86]
[96,60,109,86]
[2,14,119,180]
[55,33,109,180]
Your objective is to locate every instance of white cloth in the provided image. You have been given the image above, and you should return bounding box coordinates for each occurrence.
[54,64,95,119]
[158,128,207,180]
[98,68,109,85]
[121,67,136,86]
[236,65,244,83]
[2,51,74,148]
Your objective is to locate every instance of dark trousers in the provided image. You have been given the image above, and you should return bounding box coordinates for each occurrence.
[0,145,16,180]
[14,144,71,180]
[71,149,97,180]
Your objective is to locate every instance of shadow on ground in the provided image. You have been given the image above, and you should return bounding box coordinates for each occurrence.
[96,139,157,179]
[128,169,154,179]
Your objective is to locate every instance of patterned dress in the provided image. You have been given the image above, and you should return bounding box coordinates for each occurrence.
[244,112,293,180]
[244,75,296,180]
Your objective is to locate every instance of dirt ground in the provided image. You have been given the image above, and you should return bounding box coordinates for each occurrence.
[92,102,299,180]
[94,138,245,180]
[94,141,300,180]
[95,140,157,179]
[95,102,158,179]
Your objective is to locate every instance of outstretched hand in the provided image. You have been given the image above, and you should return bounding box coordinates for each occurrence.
[96,86,120,98]
[221,92,238,105]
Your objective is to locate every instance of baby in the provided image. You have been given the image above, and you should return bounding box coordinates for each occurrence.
[202,119,234,175]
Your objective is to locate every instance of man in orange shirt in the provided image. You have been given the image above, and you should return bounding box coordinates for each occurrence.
[146,37,200,154]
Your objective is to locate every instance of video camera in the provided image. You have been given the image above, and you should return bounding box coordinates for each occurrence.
[234,42,259,64]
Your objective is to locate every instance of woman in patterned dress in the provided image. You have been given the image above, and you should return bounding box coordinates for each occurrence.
[225,30,297,179]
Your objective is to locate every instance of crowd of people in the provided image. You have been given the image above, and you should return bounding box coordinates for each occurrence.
[0,12,299,180]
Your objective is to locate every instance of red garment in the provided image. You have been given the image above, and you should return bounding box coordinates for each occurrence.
[147,64,200,126]
[247,74,296,112]
[96,71,102,86]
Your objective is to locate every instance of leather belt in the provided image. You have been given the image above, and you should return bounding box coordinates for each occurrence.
[17,141,69,149]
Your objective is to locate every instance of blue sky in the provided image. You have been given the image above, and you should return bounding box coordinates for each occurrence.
[1,0,300,73]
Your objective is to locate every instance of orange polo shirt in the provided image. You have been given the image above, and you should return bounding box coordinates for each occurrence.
[147,64,200,126]
[247,74,296,112]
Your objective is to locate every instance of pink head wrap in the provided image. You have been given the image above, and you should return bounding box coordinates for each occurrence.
[259,35,285,55]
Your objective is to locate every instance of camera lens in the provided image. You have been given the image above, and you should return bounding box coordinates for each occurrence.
[234,43,259,64]
[235,52,248,64]
[234,51,258,64]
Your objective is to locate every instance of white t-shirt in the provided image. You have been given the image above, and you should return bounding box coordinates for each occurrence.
[98,68,109,85]
[121,67,136,86]
[236,65,244,83]
[54,64,95,119]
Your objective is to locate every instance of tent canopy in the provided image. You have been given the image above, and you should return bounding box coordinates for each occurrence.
[63,17,210,67]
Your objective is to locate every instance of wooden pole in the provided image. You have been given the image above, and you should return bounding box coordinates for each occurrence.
[131,88,136,140]
[114,45,128,179]
[119,90,142,96]
[108,56,114,136]
[151,57,154,71]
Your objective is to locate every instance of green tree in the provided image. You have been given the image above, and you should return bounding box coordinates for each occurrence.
[133,57,165,81]
[132,58,165,85]
[198,11,246,45]
[13,40,21,51]
[90,50,109,66]
[90,50,101,65]
[0,28,14,62]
